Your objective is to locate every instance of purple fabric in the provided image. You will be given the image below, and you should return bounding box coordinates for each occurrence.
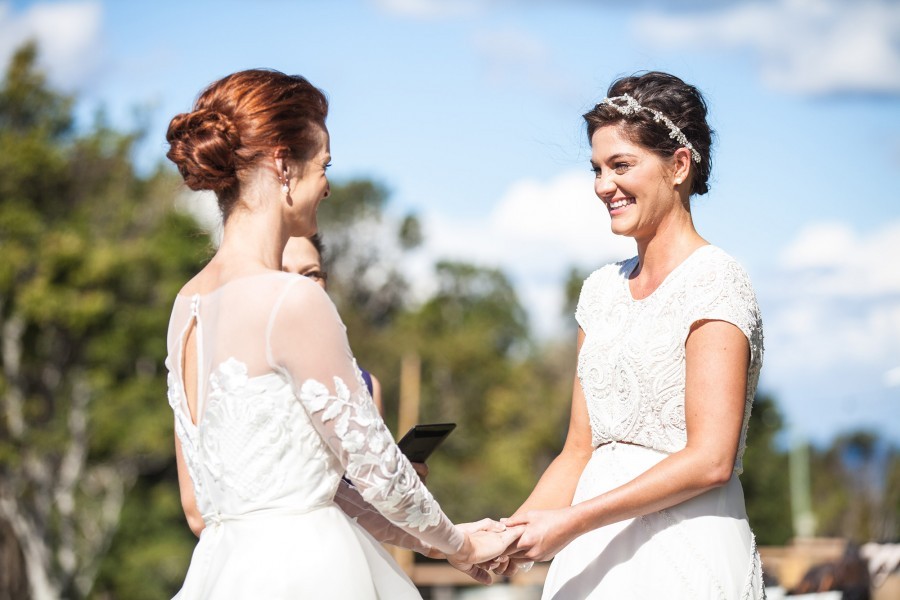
[359,367,374,397]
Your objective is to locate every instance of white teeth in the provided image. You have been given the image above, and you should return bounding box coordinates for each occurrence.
[609,199,631,210]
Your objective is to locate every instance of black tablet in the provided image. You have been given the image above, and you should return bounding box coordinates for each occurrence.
[397,423,456,463]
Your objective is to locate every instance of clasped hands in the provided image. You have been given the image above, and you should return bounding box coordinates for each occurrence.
[448,507,576,584]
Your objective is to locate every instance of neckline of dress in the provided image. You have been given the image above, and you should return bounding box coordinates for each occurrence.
[624,244,714,303]
[175,270,290,300]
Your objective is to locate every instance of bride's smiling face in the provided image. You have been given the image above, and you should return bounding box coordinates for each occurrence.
[590,125,678,240]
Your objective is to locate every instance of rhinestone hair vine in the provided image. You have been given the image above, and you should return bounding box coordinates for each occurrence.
[599,94,702,164]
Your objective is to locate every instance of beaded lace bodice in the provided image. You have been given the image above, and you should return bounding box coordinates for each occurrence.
[575,246,763,473]
[165,272,463,554]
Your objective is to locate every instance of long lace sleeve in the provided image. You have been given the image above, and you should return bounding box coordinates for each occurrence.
[334,479,436,555]
[266,277,464,555]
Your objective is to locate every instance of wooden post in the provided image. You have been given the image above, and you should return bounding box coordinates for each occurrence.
[790,433,816,538]
[398,353,421,434]
[391,353,421,575]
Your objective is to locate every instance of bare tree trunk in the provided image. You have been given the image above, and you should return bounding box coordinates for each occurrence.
[1,312,137,599]
[0,493,60,600]
[1,311,25,439]
[0,518,30,600]
[73,463,137,598]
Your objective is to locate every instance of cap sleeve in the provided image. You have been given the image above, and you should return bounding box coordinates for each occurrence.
[575,260,633,333]
[575,269,603,332]
[266,277,464,554]
[683,254,763,367]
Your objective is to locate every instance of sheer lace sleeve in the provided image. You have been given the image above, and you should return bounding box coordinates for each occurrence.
[334,479,436,555]
[266,277,464,555]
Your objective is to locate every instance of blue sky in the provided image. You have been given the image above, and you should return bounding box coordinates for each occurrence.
[3,0,899,445]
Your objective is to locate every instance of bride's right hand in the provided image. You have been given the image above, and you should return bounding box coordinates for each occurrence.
[450,523,524,568]
[443,519,509,584]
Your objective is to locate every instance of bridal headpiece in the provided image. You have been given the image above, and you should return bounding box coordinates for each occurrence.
[598,94,702,164]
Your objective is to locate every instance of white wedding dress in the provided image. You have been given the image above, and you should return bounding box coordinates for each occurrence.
[541,246,766,600]
[165,272,463,599]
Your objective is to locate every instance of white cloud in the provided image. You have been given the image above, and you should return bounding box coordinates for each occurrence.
[371,0,481,19]
[766,299,900,376]
[884,366,900,388]
[781,220,900,297]
[416,170,634,335]
[0,1,103,90]
[763,220,900,380]
[635,0,900,96]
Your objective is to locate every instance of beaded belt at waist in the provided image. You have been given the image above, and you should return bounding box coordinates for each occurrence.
[202,502,333,528]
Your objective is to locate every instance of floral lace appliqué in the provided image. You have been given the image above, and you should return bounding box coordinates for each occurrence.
[298,374,443,532]
[200,358,300,501]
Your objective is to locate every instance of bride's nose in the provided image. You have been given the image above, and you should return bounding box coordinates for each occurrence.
[595,174,616,199]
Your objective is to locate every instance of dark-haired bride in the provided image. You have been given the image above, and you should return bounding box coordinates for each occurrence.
[163,69,519,599]
[498,72,766,599]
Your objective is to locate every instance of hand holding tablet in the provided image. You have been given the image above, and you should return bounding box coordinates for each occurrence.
[397,423,456,463]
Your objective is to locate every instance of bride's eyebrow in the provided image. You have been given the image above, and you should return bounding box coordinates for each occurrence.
[591,153,638,168]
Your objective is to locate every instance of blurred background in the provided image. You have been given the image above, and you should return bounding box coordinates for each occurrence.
[0,0,898,598]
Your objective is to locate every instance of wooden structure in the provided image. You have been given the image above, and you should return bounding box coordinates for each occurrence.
[410,562,549,587]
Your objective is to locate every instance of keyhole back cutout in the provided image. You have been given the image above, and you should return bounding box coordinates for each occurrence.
[181,317,200,426]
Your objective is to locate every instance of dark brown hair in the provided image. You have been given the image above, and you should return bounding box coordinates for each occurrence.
[584,71,714,196]
[308,233,326,262]
[166,69,328,218]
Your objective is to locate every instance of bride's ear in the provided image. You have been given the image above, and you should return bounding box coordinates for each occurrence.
[671,148,692,188]
[272,147,292,196]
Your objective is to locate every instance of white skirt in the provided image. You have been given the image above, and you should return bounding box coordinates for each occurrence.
[542,442,764,600]
[173,504,421,599]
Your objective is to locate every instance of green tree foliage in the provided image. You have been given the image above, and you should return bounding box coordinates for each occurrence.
[741,393,792,545]
[316,178,415,327]
[809,431,899,543]
[95,468,195,600]
[311,177,421,431]
[741,398,900,546]
[356,259,571,522]
[886,451,900,541]
[316,185,574,523]
[562,266,589,320]
[0,43,207,599]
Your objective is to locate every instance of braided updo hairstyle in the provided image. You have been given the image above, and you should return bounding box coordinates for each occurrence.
[584,72,714,196]
[166,69,328,219]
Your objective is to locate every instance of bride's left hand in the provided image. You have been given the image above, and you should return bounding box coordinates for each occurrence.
[503,508,579,562]
[488,556,533,577]
[447,518,511,584]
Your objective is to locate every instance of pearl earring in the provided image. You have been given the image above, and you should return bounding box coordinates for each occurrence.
[282,169,290,194]
[282,182,289,194]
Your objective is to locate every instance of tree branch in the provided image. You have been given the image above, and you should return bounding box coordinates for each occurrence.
[1,311,26,440]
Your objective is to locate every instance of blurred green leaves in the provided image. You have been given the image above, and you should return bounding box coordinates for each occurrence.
[0,43,210,599]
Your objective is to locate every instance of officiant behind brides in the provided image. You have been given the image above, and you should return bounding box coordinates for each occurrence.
[162,68,520,599]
